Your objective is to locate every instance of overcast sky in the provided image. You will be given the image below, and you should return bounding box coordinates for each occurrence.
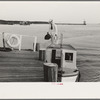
[0,1,100,23]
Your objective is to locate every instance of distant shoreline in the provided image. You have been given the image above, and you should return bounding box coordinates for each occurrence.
[0,19,86,25]
[56,23,86,25]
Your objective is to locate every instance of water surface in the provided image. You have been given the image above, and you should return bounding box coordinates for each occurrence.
[0,24,100,82]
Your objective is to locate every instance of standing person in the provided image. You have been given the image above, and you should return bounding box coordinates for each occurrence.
[49,19,58,45]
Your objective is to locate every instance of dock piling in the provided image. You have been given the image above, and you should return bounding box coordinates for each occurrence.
[43,63,58,82]
[39,49,46,61]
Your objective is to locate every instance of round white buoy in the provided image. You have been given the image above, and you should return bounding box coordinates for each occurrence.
[6,34,20,48]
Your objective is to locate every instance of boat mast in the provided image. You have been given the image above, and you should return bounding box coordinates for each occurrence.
[60,33,63,48]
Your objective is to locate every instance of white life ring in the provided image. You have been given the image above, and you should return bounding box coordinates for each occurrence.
[6,34,20,48]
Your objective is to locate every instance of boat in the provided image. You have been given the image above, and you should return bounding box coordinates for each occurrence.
[45,44,80,82]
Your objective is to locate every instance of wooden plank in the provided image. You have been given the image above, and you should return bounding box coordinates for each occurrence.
[0,50,44,82]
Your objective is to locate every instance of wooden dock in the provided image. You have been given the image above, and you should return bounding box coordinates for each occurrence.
[0,50,44,82]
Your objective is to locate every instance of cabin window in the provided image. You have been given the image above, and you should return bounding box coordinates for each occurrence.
[65,53,73,61]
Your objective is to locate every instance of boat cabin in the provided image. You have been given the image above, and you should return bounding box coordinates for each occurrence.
[45,44,77,69]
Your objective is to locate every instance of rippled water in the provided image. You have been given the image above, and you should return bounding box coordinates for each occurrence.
[0,24,100,82]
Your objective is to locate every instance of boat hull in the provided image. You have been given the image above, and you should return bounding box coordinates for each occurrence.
[62,71,80,82]
[58,68,80,82]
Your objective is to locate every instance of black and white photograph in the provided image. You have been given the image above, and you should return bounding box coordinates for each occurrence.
[0,1,100,82]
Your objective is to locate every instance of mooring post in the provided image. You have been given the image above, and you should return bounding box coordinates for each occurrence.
[43,63,58,82]
[39,48,46,61]
[36,43,40,51]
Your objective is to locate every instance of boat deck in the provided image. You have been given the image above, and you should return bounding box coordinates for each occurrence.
[0,50,44,82]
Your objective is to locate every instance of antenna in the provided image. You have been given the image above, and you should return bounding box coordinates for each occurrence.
[60,33,63,48]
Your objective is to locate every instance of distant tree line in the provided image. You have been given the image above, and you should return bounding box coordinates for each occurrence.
[0,19,49,25]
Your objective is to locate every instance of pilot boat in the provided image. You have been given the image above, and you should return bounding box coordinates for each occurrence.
[45,44,80,82]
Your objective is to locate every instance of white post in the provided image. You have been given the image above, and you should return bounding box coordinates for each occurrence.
[33,36,37,52]
[19,35,22,51]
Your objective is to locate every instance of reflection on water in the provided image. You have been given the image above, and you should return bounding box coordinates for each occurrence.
[0,24,100,82]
